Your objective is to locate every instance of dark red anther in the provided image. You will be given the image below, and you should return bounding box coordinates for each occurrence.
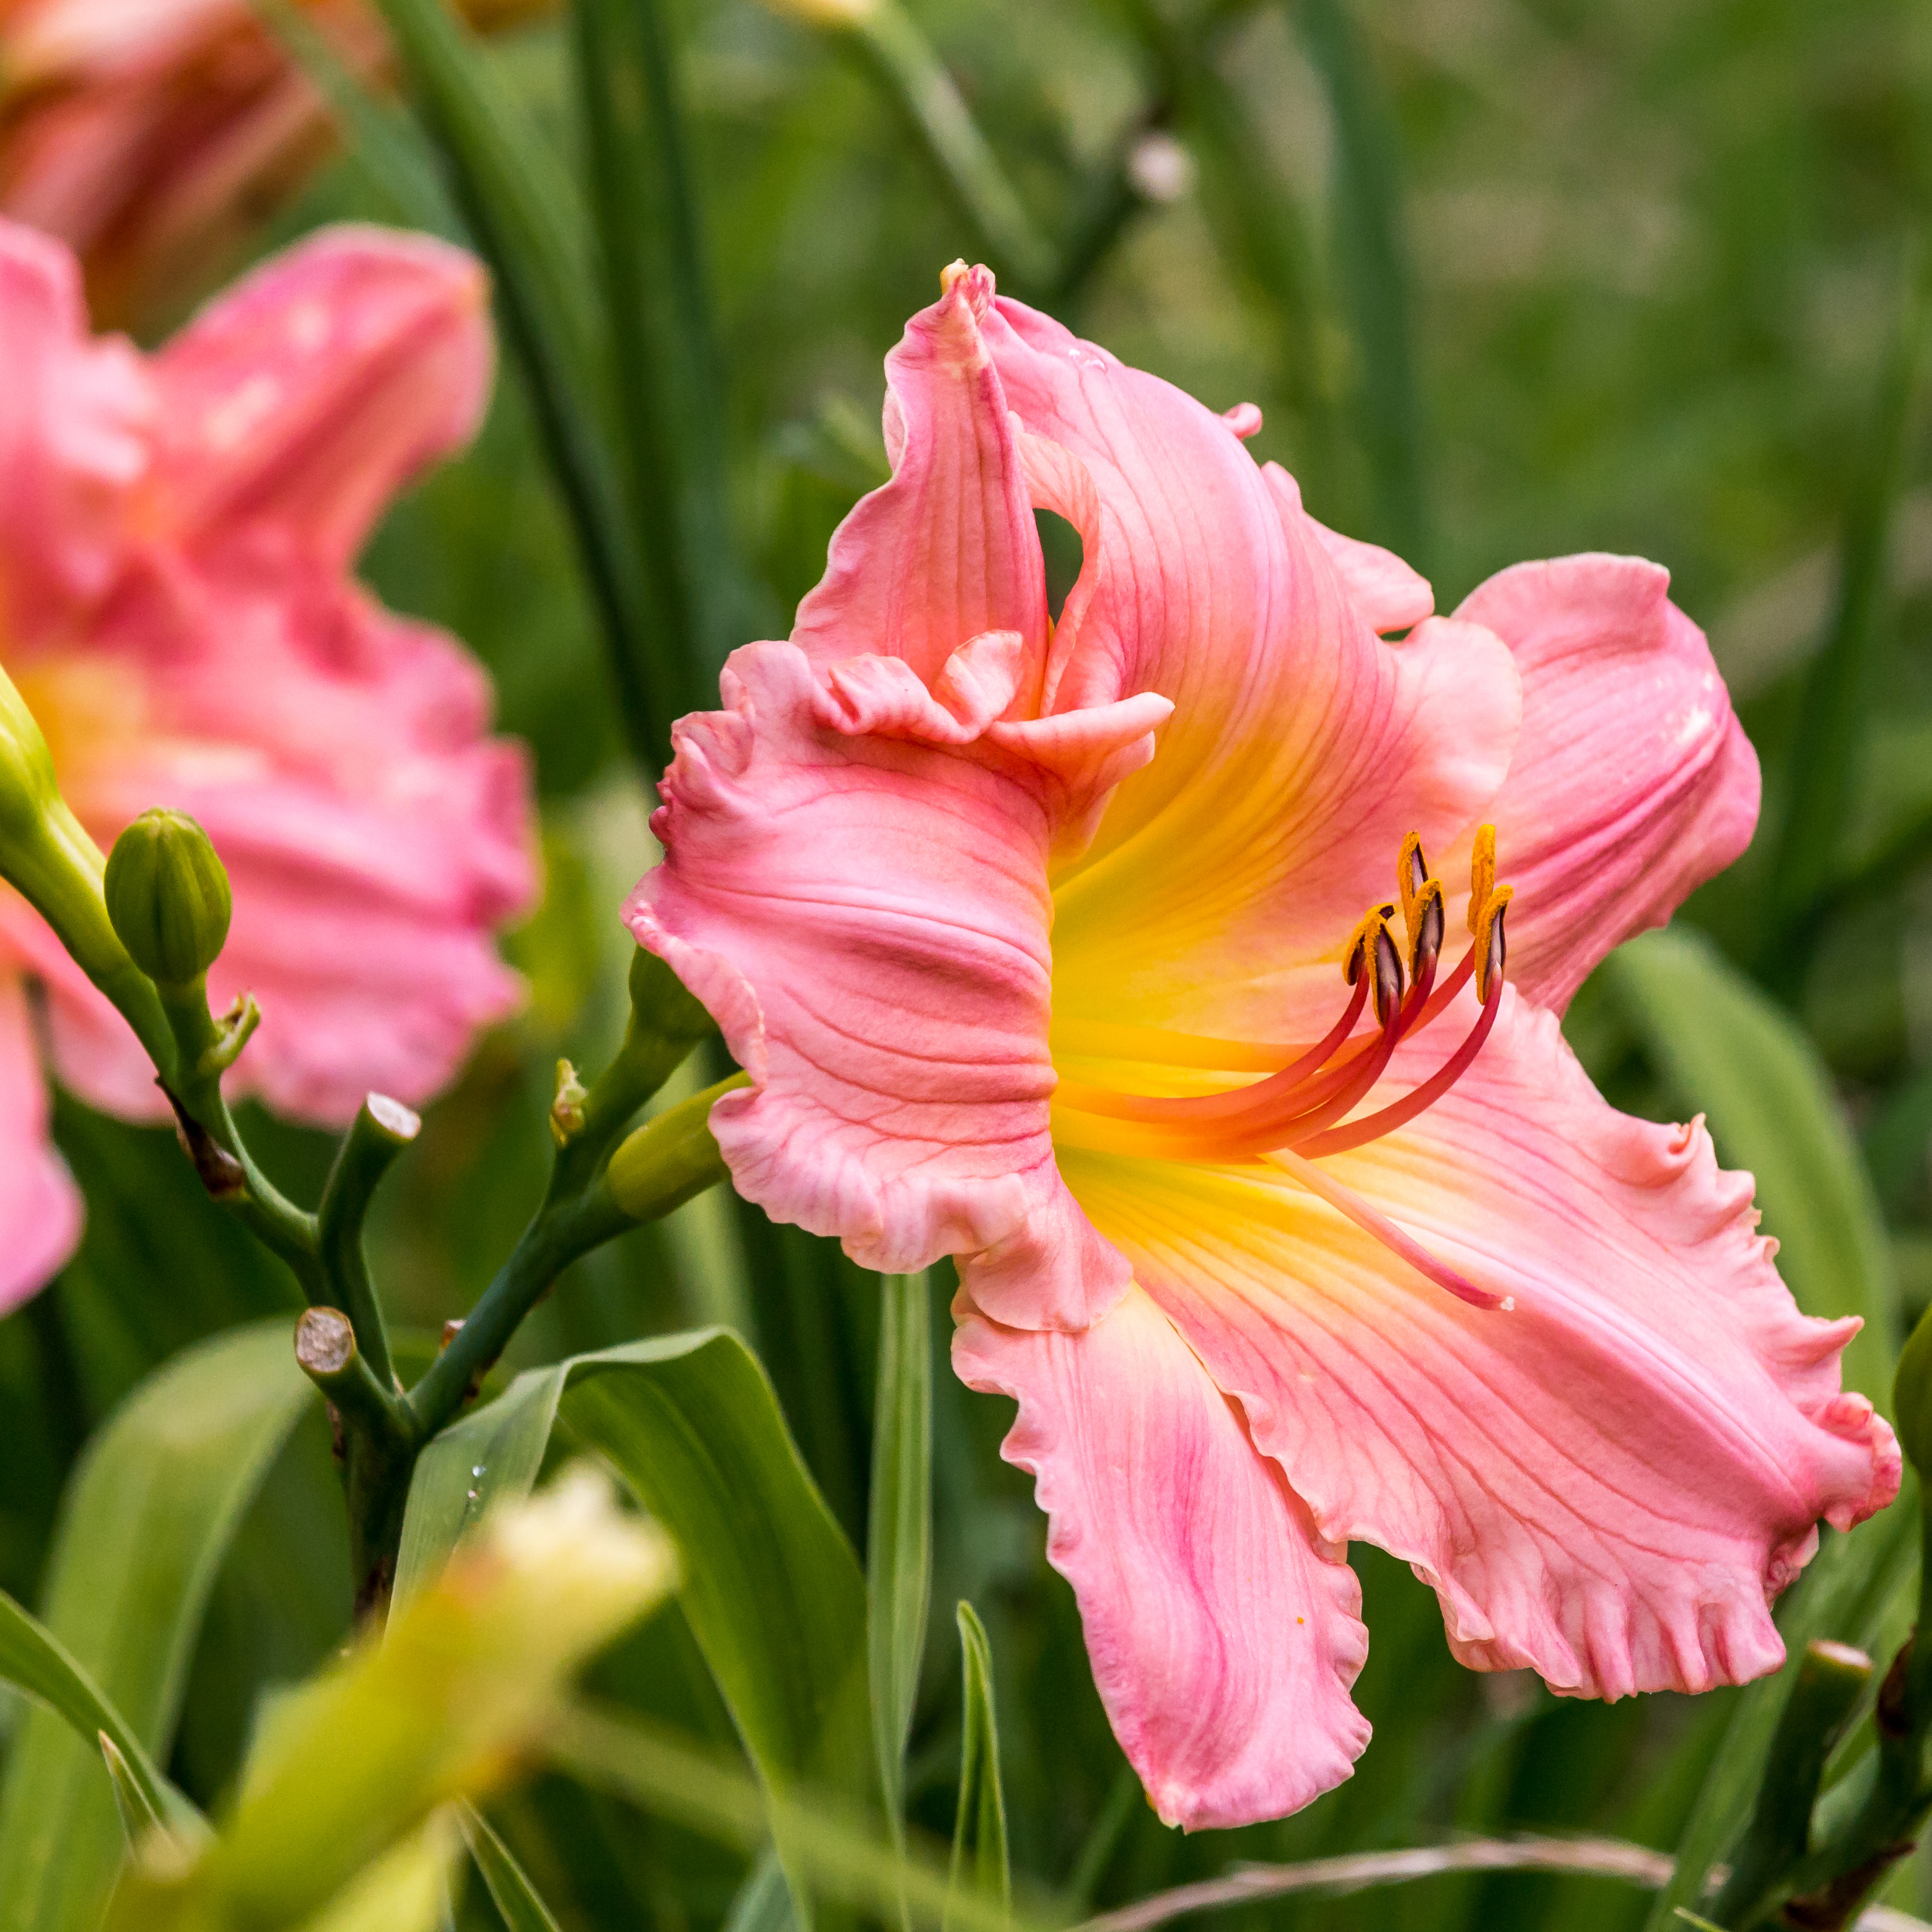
[1371,924,1405,1028]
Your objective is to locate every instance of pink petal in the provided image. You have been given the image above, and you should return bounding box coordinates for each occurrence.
[1454,554,1760,1012]
[1306,516,1434,635]
[627,638,1134,1330]
[0,974,84,1311]
[793,264,1049,702]
[149,223,493,569]
[1065,992,1899,1702]
[983,296,1522,1041]
[0,216,152,630]
[954,1283,1370,1828]
[38,552,535,1124]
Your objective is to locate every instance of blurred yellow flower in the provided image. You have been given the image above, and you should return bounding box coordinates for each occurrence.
[108,1465,676,1931]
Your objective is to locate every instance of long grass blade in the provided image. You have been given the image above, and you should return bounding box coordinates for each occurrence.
[549,1705,1051,1932]
[369,0,660,772]
[946,1604,1008,1931]
[834,3,1051,291]
[1769,238,1932,945]
[868,1272,932,1843]
[253,0,457,236]
[572,0,742,722]
[460,1803,565,1932]
[1293,0,1428,564]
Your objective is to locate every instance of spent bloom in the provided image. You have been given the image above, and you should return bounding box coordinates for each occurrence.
[629,264,1901,1829]
[0,215,534,1311]
[0,0,545,318]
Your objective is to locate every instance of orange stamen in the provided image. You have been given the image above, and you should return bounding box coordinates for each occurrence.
[1052,828,1518,1310]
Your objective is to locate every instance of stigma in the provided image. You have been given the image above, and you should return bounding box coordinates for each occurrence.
[1052,828,1515,1309]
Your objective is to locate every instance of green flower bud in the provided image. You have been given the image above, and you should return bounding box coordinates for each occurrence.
[0,662,62,848]
[0,662,148,1000]
[103,809,233,988]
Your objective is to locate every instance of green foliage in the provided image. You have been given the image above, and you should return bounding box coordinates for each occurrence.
[0,1324,310,1932]
[461,1804,567,1932]
[1606,928,1900,1407]
[7,0,1932,1926]
[0,1589,184,1839]
[868,1272,933,1844]
[401,1330,872,1923]
[946,1604,1009,1928]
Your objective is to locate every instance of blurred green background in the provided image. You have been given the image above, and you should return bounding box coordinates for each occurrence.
[6,1,1932,1927]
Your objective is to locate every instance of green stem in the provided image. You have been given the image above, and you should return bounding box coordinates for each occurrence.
[316,1096,422,1392]
[1707,1640,1873,1926]
[1293,0,1429,566]
[152,980,324,1297]
[841,1,1052,291]
[294,1307,421,1619]
[575,0,741,733]
[552,950,717,1200]
[1724,1493,1932,1929]
[407,1073,743,1442]
[408,1196,614,1443]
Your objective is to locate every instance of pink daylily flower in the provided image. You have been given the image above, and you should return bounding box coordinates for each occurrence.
[0,0,544,319]
[627,264,1900,1829]
[0,215,535,1312]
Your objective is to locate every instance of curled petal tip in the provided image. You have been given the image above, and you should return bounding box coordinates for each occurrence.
[940,258,996,317]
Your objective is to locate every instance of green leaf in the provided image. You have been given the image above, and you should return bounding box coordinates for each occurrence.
[393,1368,562,1609]
[0,1320,312,1932]
[109,1470,670,1932]
[255,0,456,237]
[572,0,743,725]
[723,1847,797,1932]
[460,1804,564,1932]
[551,1707,1038,1932]
[98,1735,167,1851]
[400,1330,873,1926]
[1606,927,1898,1407]
[0,1588,180,1839]
[1640,1487,1918,1930]
[367,0,653,771]
[1294,0,1428,563]
[946,1604,1008,1930]
[868,1272,932,1835]
[1768,241,1932,930]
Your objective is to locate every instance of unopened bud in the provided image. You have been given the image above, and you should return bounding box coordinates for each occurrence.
[0,662,61,848]
[551,1059,589,1147]
[103,809,231,987]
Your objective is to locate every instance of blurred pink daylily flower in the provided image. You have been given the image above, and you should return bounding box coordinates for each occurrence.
[0,0,547,319]
[627,264,1900,1829]
[0,215,535,1311]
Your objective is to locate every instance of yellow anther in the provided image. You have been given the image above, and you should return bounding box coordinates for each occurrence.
[1467,824,1497,935]
[1343,903,1397,984]
[1396,833,1428,924]
[1472,885,1513,1002]
[1405,877,1445,981]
